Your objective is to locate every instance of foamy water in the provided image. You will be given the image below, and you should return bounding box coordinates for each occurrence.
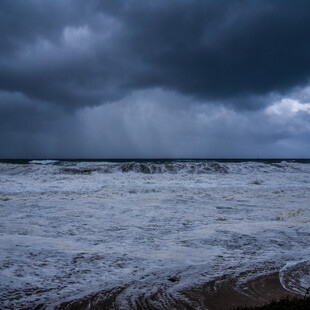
[0,160,309,308]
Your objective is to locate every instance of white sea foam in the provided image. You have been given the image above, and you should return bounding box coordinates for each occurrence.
[29,160,60,165]
[280,260,310,295]
[0,160,309,308]
[277,208,310,223]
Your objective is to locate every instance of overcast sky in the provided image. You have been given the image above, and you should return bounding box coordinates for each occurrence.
[1,0,310,158]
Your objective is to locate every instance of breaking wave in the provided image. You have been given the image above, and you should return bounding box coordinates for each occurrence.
[55,161,231,175]
[100,161,230,174]
[0,159,309,180]
[1,159,310,176]
[29,160,60,165]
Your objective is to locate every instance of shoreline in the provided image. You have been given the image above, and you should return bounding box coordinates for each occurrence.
[183,272,300,310]
[55,271,303,310]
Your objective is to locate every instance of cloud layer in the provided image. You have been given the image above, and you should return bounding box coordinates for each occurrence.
[1,0,310,158]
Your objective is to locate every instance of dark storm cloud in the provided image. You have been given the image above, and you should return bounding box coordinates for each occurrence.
[0,0,127,107]
[1,0,310,110]
[120,0,310,102]
[0,91,59,132]
[1,0,310,158]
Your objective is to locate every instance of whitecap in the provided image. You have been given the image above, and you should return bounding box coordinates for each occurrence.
[29,160,59,165]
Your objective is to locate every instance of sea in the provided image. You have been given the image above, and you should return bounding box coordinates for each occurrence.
[0,159,309,309]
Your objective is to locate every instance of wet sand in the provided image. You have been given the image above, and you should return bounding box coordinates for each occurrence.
[182,272,299,310]
[56,271,300,310]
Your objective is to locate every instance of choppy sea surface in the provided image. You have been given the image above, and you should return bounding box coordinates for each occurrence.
[0,159,310,309]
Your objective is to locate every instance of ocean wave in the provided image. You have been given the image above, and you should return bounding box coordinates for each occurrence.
[29,160,59,165]
[59,167,100,175]
[57,160,310,175]
[0,160,310,176]
[1,159,309,308]
[55,161,230,175]
[114,161,229,174]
